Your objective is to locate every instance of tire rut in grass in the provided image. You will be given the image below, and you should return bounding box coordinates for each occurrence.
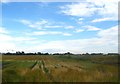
[30,61,38,70]
[39,60,54,81]
[30,60,54,81]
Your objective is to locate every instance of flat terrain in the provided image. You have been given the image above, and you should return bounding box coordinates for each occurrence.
[2,55,119,82]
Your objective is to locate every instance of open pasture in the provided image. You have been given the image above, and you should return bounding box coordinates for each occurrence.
[2,55,119,82]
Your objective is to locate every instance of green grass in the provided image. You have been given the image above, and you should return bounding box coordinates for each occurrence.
[2,55,119,82]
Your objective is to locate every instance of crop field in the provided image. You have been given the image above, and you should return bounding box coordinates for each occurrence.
[2,55,119,82]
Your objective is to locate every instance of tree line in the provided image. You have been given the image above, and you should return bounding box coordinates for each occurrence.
[1,51,119,56]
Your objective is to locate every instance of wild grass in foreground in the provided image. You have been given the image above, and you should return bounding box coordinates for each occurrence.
[2,55,119,82]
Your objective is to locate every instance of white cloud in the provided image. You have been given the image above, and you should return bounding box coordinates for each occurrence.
[35,20,48,25]
[77,21,83,24]
[0,33,37,52]
[28,31,72,36]
[83,25,101,31]
[19,19,73,37]
[0,25,117,53]
[98,25,118,40]
[78,18,84,21]
[14,37,37,42]
[65,25,74,29]
[0,33,16,53]
[19,19,74,30]
[0,42,16,53]
[20,19,31,25]
[45,25,75,29]
[31,31,61,35]
[0,27,15,52]
[63,33,72,36]
[0,33,12,42]
[75,29,84,33]
[60,2,97,17]
[92,17,115,23]
[20,19,47,30]
[30,25,118,54]
[77,18,84,24]
[96,0,118,20]
[0,27,8,34]
[45,25,62,28]
[0,26,40,52]
[91,0,118,22]
[60,0,118,22]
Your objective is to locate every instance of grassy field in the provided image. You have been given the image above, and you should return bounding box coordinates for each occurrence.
[2,55,119,82]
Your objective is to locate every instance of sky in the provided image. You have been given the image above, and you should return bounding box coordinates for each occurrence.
[0,0,119,54]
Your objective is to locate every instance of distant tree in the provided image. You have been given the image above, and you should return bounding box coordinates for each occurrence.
[37,52,42,55]
[85,53,89,55]
[108,53,119,55]
[53,53,60,55]
[91,53,103,55]
[21,51,25,55]
[64,52,73,55]
[5,52,12,55]
[43,53,49,55]
[16,51,21,55]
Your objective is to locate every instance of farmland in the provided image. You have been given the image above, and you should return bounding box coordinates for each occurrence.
[2,54,119,82]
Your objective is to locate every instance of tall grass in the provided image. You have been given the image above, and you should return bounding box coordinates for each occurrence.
[2,55,119,82]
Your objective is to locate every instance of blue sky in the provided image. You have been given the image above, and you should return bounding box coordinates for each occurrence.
[0,0,118,53]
